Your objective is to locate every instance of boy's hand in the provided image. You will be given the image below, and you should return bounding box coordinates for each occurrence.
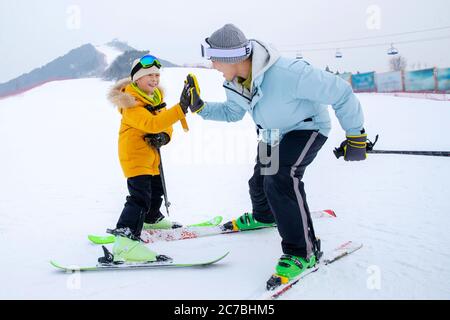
[186,74,205,113]
[179,80,191,114]
[144,133,170,149]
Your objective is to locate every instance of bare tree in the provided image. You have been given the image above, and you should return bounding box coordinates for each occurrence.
[389,55,407,72]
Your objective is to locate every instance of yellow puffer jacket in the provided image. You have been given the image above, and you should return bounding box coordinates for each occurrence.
[108,79,186,178]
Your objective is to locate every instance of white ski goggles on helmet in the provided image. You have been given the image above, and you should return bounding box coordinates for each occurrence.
[201,40,252,60]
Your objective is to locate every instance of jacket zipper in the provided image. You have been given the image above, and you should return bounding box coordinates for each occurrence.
[223,84,253,102]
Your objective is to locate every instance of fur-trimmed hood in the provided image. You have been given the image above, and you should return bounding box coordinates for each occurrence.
[107,78,165,109]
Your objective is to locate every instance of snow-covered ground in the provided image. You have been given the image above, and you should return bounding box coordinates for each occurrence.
[0,68,449,299]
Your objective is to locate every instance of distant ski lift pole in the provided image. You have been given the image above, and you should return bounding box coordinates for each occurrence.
[335,49,343,59]
[388,43,399,55]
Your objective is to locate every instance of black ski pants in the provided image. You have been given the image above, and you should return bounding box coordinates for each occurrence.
[116,175,165,237]
[249,130,327,259]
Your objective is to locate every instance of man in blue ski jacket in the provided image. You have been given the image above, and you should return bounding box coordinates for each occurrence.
[184,24,367,284]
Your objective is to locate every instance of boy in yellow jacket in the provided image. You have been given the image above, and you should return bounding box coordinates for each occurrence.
[106,54,192,263]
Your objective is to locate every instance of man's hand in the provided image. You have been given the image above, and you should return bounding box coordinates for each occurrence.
[337,133,368,161]
[144,133,170,149]
[186,74,205,113]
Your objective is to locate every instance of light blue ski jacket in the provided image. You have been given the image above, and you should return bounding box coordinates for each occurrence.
[198,40,365,140]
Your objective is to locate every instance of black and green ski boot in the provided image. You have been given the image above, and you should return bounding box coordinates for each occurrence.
[266,254,318,290]
[223,212,276,231]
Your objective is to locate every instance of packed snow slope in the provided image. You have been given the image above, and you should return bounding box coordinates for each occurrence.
[0,68,449,299]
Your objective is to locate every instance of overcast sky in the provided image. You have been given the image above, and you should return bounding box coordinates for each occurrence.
[1,0,450,83]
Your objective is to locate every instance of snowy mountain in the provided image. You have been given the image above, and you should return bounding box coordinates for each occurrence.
[0,68,449,299]
[0,44,106,98]
[0,40,178,98]
[95,44,124,68]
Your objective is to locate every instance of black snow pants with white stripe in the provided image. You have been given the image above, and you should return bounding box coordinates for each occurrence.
[249,130,327,259]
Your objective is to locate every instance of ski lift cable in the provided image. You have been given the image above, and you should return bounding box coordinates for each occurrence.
[278,25,450,48]
[281,34,450,53]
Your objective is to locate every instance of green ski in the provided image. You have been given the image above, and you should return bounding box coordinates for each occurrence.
[50,251,229,272]
[88,216,223,245]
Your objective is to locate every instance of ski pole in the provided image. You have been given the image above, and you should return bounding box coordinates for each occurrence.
[335,146,450,158]
[157,148,171,216]
[367,150,450,157]
[334,134,450,158]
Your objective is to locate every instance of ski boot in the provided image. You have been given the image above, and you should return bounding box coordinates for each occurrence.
[266,254,318,290]
[99,227,170,264]
[143,216,182,230]
[222,212,276,232]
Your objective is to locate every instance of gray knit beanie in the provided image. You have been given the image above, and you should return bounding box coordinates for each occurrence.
[206,24,252,64]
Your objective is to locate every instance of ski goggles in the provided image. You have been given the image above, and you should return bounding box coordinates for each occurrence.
[201,40,252,60]
[131,55,162,79]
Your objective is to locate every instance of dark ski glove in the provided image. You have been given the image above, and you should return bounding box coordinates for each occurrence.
[338,133,368,161]
[179,79,191,114]
[144,133,170,149]
[186,74,205,113]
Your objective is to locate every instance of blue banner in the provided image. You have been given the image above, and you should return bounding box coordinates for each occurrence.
[375,71,403,92]
[437,68,450,92]
[351,72,376,92]
[404,68,436,92]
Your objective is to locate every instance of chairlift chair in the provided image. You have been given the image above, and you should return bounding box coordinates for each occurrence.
[388,43,399,55]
